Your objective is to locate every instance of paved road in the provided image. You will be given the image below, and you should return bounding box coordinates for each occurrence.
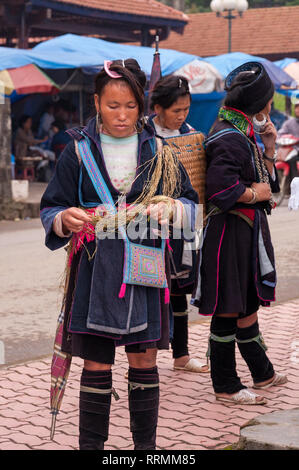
[0,200,298,366]
[1,299,299,450]
[0,218,65,366]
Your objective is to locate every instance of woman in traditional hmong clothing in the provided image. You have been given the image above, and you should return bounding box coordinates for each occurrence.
[192,62,287,404]
[148,75,208,374]
[40,59,198,449]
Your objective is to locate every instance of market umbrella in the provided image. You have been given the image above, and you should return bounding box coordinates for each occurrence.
[0,63,60,97]
[173,59,223,94]
[147,35,162,114]
[284,62,299,87]
[204,52,297,90]
[50,311,72,440]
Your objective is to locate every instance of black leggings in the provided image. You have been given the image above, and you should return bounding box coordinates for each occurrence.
[170,294,189,359]
[209,314,274,394]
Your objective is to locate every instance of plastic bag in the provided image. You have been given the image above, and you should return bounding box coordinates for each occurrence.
[288,177,299,211]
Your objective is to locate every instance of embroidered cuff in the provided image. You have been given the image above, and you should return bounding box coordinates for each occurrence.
[53,211,72,238]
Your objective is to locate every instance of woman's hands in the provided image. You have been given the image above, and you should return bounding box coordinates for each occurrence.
[259,116,277,156]
[146,198,175,225]
[61,199,177,236]
[251,182,271,201]
[61,207,92,234]
[238,182,271,204]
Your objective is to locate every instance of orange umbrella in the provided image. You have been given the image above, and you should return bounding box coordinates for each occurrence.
[0,63,60,97]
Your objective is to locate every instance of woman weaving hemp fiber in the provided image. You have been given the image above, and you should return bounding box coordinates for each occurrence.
[40,59,198,450]
[192,62,287,404]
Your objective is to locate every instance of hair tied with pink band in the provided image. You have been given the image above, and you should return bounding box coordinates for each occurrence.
[104,60,122,79]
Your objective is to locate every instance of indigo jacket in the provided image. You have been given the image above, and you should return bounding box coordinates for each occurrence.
[40,117,198,344]
[191,118,280,315]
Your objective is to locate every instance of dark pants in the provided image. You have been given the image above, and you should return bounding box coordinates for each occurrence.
[171,294,189,359]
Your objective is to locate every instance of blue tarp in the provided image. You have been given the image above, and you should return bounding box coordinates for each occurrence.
[188,91,225,135]
[1,36,296,133]
[1,36,296,90]
[0,34,198,77]
[0,46,33,70]
[204,52,297,89]
[276,89,299,99]
[274,58,297,70]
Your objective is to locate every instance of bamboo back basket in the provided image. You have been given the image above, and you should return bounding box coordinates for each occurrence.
[164,132,206,220]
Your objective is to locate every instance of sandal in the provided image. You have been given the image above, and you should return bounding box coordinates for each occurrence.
[173,358,209,373]
[253,373,288,390]
[215,388,267,405]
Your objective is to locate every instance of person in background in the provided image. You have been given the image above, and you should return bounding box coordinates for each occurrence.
[54,101,71,125]
[14,114,56,182]
[37,103,55,139]
[277,99,299,181]
[278,99,299,136]
[149,75,209,374]
[50,120,71,161]
[14,114,48,160]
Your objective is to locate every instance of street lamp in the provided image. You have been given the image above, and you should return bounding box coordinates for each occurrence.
[210,0,249,53]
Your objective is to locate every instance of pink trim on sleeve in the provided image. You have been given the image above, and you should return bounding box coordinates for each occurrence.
[208,180,240,201]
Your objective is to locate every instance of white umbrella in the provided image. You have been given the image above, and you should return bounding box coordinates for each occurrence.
[173,59,223,94]
[284,62,299,87]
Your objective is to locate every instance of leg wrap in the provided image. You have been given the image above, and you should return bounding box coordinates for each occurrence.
[79,369,115,450]
[236,321,274,384]
[170,294,188,313]
[209,316,245,394]
[128,367,159,450]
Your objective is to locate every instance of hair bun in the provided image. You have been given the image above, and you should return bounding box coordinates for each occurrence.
[112,58,147,90]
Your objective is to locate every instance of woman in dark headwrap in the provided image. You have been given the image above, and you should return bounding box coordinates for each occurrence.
[192,62,287,404]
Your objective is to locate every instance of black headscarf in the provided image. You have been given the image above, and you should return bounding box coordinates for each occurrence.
[224,62,274,115]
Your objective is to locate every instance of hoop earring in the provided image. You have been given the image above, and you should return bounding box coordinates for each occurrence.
[252,113,267,134]
[96,112,102,134]
[135,116,145,134]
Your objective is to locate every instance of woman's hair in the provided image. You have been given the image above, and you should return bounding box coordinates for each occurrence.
[224,62,274,115]
[19,114,32,128]
[150,75,191,110]
[94,58,146,119]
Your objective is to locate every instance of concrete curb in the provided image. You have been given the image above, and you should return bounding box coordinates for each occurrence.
[238,408,299,450]
[0,201,40,221]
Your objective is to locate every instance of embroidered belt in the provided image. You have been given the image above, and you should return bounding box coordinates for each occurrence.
[207,203,255,228]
